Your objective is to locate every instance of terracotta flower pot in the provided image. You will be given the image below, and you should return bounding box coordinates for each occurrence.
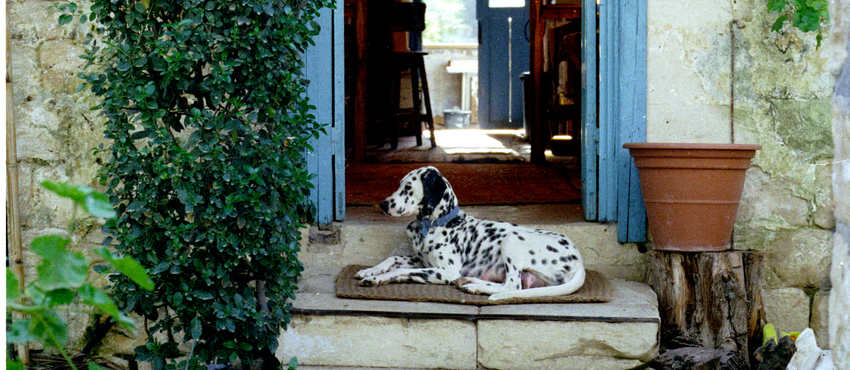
[623,143,761,252]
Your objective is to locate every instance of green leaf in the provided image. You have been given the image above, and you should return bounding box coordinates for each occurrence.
[6,320,37,344]
[7,359,25,370]
[771,14,789,32]
[190,315,202,340]
[29,312,68,349]
[7,269,20,301]
[287,357,298,370]
[767,0,788,12]
[89,363,107,370]
[32,235,88,291]
[45,289,76,306]
[95,248,155,291]
[58,14,73,26]
[40,181,116,219]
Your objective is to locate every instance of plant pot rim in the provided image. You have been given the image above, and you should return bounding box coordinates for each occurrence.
[623,142,762,151]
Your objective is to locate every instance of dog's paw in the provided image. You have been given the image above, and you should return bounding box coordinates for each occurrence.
[354,267,378,279]
[455,277,487,288]
[460,282,495,295]
[358,276,384,287]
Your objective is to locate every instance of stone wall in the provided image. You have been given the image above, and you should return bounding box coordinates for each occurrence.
[8,0,114,350]
[828,0,850,368]
[647,0,837,348]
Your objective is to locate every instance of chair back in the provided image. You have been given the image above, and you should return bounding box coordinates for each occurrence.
[388,2,426,32]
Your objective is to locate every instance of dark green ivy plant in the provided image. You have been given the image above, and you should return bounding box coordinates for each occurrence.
[54,0,332,369]
[767,0,829,48]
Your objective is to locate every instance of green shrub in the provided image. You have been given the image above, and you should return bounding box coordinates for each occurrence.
[55,0,332,368]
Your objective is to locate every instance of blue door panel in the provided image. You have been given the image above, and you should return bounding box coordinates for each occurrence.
[478,2,529,128]
[590,0,647,242]
[580,0,598,221]
[305,2,345,224]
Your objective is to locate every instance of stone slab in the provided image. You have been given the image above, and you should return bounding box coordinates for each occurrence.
[278,315,478,369]
[477,320,659,370]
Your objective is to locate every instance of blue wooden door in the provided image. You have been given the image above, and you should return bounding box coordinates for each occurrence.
[305,3,346,224]
[478,0,529,128]
[582,0,647,243]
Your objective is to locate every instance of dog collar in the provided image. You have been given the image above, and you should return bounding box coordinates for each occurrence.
[419,206,460,239]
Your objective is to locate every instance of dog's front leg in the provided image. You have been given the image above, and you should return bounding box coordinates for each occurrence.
[359,267,461,287]
[355,255,423,280]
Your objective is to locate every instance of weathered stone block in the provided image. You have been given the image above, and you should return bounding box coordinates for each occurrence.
[765,228,832,287]
[15,103,62,162]
[829,225,850,369]
[278,315,478,369]
[477,320,658,370]
[813,162,835,229]
[811,290,830,349]
[38,40,86,93]
[762,288,810,334]
[738,167,810,227]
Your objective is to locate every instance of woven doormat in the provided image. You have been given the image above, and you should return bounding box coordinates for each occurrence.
[335,265,611,305]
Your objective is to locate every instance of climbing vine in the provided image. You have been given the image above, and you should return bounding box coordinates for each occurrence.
[767,0,829,47]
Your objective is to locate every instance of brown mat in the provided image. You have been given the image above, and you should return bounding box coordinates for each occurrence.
[336,265,611,305]
[346,163,581,206]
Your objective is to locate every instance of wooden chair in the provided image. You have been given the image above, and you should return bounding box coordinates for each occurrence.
[384,2,436,149]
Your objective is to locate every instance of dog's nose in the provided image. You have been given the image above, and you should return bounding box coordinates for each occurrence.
[379,200,390,214]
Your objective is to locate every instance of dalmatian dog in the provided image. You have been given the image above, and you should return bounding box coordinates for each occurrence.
[355,166,585,301]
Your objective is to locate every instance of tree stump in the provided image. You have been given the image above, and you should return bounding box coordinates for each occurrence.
[648,250,765,368]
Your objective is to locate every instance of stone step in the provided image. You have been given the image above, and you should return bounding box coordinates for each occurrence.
[283,205,659,369]
[278,272,660,370]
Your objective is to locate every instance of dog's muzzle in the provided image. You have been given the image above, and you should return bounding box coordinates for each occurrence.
[379,200,390,214]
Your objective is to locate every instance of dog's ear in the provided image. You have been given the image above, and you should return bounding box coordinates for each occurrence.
[420,168,447,217]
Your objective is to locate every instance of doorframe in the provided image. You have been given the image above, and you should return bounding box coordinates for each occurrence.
[305,0,647,243]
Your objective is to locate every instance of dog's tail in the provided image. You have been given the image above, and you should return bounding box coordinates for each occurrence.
[487,265,586,301]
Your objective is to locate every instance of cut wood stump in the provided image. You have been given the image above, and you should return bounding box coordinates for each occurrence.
[647,250,765,369]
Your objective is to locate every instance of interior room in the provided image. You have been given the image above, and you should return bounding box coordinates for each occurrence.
[343,0,585,210]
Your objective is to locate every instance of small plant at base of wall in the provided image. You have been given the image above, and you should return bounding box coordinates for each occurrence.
[6,182,154,370]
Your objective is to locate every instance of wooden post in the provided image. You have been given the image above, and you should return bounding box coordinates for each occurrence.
[647,250,765,369]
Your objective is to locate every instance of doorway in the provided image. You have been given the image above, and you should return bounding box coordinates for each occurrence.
[342,0,584,207]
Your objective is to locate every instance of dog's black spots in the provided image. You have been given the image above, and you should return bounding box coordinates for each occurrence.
[426,270,435,275]
[563,264,571,272]
[506,257,512,264]
[448,259,455,265]
[531,259,536,265]
[517,235,526,241]
[546,245,558,253]
[559,256,568,262]
[529,250,535,255]
[435,272,442,280]
[439,255,444,260]
[566,254,578,261]
[541,259,547,265]
[555,275,565,284]
[559,239,571,246]
[442,231,448,236]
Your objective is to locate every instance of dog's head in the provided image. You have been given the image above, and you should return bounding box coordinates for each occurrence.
[379,166,457,219]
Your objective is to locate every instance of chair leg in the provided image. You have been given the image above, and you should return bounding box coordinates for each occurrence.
[417,57,437,148]
[389,64,402,150]
[411,66,423,147]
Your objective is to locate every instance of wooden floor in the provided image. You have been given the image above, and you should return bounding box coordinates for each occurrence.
[346,162,582,206]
